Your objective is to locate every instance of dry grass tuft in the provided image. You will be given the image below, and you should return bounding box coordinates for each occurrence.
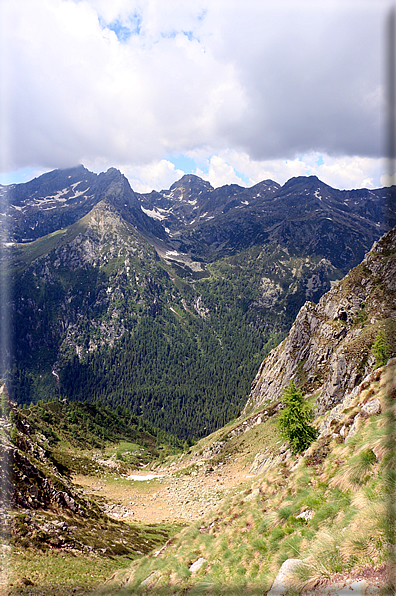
[339,498,387,567]
[330,447,377,491]
[292,530,345,590]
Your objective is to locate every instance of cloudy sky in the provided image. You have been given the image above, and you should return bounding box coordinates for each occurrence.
[0,0,394,192]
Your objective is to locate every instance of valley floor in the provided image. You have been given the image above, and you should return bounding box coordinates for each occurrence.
[74,460,252,526]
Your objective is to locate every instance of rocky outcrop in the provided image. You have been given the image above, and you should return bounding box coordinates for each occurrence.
[0,389,90,516]
[244,227,396,415]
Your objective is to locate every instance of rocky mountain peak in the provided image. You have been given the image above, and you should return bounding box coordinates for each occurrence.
[165,175,213,205]
[169,174,213,193]
[96,167,138,208]
[279,174,334,195]
[250,179,280,193]
[0,165,167,244]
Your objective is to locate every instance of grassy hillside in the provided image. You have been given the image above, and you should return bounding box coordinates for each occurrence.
[1,395,184,595]
[96,360,394,595]
[20,398,183,456]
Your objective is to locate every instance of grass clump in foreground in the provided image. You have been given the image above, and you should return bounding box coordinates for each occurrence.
[9,514,181,596]
[8,551,133,596]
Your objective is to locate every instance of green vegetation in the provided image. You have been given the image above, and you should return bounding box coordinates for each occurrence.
[9,515,179,595]
[11,510,173,558]
[56,305,269,440]
[8,551,131,595]
[372,327,390,369]
[277,381,317,454]
[0,387,10,418]
[101,363,392,596]
[22,398,183,456]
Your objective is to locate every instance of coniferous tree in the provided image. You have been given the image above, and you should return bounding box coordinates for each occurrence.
[278,380,317,454]
[372,328,390,369]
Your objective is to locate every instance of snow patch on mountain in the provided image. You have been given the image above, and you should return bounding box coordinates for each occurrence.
[141,207,167,220]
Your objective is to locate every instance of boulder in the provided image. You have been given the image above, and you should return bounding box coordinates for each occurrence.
[267,558,305,595]
[140,570,161,587]
[189,558,206,573]
[361,398,381,416]
[243,488,260,502]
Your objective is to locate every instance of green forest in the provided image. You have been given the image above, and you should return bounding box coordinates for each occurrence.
[6,233,337,440]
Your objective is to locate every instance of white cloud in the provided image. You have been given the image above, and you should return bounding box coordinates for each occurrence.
[309,154,384,189]
[0,0,392,188]
[186,148,385,190]
[1,0,245,172]
[195,155,248,188]
[115,159,185,193]
[380,171,396,186]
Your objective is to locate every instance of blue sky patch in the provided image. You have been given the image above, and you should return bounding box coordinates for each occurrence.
[105,20,132,42]
[182,31,196,41]
[0,168,42,185]
[235,170,249,185]
[197,9,207,22]
[100,13,142,42]
[168,155,197,174]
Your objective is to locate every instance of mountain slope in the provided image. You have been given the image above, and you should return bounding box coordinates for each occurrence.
[94,227,395,596]
[2,167,394,440]
[4,201,267,437]
[244,225,396,416]
[4,222,344,439]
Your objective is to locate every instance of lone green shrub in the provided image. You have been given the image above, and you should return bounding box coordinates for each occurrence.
[372,328,390,368]
[278,381,317,454]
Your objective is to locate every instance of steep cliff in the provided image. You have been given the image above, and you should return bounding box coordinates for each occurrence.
[244,226,396,416]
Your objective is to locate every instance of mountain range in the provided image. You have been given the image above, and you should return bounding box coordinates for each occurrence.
[1,166,394,439]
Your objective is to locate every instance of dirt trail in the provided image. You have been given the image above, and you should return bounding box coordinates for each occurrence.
[74,456,253,524]
[73,407,275,524]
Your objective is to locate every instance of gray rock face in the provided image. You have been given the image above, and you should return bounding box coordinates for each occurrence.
[139,570,161,587]
[244,227,396,416]
[361,398,381,416]
[243,488,260,502]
